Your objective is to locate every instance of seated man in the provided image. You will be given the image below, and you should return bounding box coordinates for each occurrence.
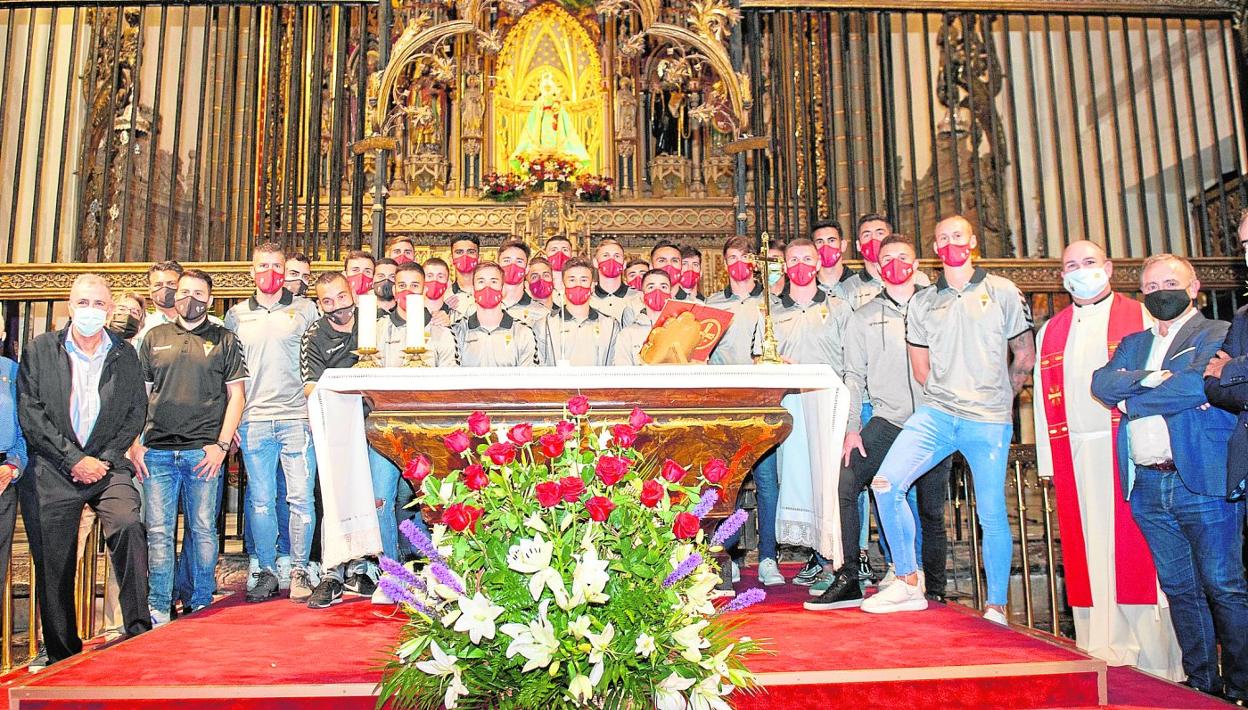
[453,262,539,367]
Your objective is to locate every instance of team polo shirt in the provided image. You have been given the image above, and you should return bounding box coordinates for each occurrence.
[843,290,927,432]
[906,267,1033,423]
[706,283,764,365]
[673,288,704,304]
[544,307,619,366]
[839,269,932,311]
[590,283,638,327]
[817,267,861,304]
[502,293,551,365]
[754,289,852,373]
[453,312,539,367]
[225,290,319,421]
[376,309,459,368]
[612,310,657,366]
[140,320,248,450]
[300,314,359,383]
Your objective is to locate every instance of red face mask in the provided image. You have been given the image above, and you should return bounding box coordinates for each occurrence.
[347,273,373,296]
[786,263,817,287]
[880,258,915,285]
[564,285,592,306]
[502,264,527,285]
[678,270,701,290]
[254,269,284,295]
[726,260,753,282]
[474,286,504,310]
[528,278,554,299]
[818,245,842,268]
[859,239,881,264]
[597,258,624,279]
[626,275,643,290]
[660,264,682,281]
[393,255,413,265]
[453,254,478,274]
[423,280,447,301]
[547,251,570,271]
[643,289,671,312]
[936,242,973,268]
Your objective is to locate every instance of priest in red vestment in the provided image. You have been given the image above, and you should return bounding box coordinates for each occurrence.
[1033,240,1182,679]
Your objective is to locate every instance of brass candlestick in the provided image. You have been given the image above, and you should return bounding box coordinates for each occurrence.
[755,231,784,365]
[402,345,429,367]
[352,347,382,368]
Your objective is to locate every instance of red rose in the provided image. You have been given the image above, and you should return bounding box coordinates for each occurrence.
[467,411,491,436]
[629,406,653,430]
[703,458,729,484]
[610,424,637,448]
[539,433,565,458]
[595,455,631,486]
[672,512,700,539]
[585,496,616,522]
[559,476,586,502]
[567,395,590,416]
[444,503,483,533]
[485,442,516,466]
[640,479,664,508]
[535,481,561,508]
[463,464,489,491]
[403,455,432,483]
[555,420,577,441]
[443,430,471,455]
[508,423,534,446]
[660,458,687,484]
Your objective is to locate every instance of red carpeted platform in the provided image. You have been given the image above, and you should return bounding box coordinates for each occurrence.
[0,567,1216,709]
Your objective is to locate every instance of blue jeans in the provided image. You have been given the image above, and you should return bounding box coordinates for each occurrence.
[1130,467,1248,697]
[143,448,224,612]
[723,447,779,562]
[368,446,401,562]
[876,488,921,564]
[244,471,290,560]
[873,406,1012,605]
[239,420,317,571]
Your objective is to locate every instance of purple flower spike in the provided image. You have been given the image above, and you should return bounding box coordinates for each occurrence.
[663,553,703,588]
[430,562,465,595]
[379,576,426,612]
[710,509,749,547]
[722,587,766,613]
[399,520,445,564]
[692,489,720,519]
[379,556,426,590]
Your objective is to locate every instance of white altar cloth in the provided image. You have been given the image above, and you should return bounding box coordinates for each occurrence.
[308,365,849,569]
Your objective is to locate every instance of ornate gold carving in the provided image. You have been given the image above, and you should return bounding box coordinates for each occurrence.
[739,0,1237,11]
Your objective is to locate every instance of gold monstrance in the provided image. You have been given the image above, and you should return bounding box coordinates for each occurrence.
[755,231,783,365]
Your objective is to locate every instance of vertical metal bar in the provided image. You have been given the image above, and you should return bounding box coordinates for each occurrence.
[1160,18,1198,255]
[326,4,347,259]
[117,5,148,262]
[768,14,785,239]
[839,12,858,224]
[1040,15,1069,248]
[860,10,877,216]
[939,14,964,215]
[1101,17,1132,257]
[282,7,307,247]
[1021,16,1051,256]
[1040,476,1060,635]
[1013,460,1034,627]
[1181,21,1218,255]
[93,9,126,262]
[999,14,1030,257]
[921,13,943,222]
[261,7,283,244]
[7,13,42,261]
[26,562,37,660]
[1138,18,1175,253]
[305,6,327,257]
[25,7,61,262]
[1193,23,1232,254]
[165,7,191,259]
[899,12,921,243]
[0,13,17,261]
[1081,15,1113,255]
[819,11,840,224]
[51,7,84,262]
[784,13,801,236]
[140,5,168,259]
[371,0,392,252]
[1220,19,1248,219]
[800,13,820,232]
[1118,17,1153,256]
[187,6,215,258]
[241,5,263,260]
[966,466,984,609]
[203,6,229,261]
[349,4,367,248]
[878,10,900,224]
[2,555,12,672]
[216,6,240,261]
[982,14,1011,257]
[959,14,988,250]
[1059,15,1090,243]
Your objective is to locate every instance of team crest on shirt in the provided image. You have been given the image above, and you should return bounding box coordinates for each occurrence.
[819,306,828,323]
[504,334,512,348]
[979,292,991,311]
[203,341,215,357]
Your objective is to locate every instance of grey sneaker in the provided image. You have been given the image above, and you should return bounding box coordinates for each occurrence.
[246,569,280,602]
[289,568,315,603]
[757,558,785,586]
[793,556,822,586]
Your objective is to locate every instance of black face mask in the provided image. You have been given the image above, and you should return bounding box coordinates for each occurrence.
[151,286,176,309]
[107,313,141,340]
[326,304,355,327]
[374,278,395,301]
[285,279,308,297]
[175,295,209,323]
[1143,289,1192,322]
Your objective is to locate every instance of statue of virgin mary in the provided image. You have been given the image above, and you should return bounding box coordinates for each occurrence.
[509,70,592,171]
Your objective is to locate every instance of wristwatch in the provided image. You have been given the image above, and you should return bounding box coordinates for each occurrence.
[214,440,231,454]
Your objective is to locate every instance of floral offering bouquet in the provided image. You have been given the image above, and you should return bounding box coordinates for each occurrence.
[378,396,766,710]
[481,172,532,202]
[574,174,614,203]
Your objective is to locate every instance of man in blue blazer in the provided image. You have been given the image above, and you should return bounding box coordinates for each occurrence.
[1091,254,1247,704]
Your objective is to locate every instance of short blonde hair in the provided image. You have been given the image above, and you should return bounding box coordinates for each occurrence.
[1140,253,1196,283]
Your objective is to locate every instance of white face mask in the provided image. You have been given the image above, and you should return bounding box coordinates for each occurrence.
[1062,266,1110,301]
[71,307,109,338]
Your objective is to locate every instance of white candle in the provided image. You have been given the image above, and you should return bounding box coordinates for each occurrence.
[357,294,378,349]
[407,293,425,348]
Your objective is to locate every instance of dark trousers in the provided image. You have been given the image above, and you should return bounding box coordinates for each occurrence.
[839,416,952,595]
[0,485,16,591]
[27,469,150,662]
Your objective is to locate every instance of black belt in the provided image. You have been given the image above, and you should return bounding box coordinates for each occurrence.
[1139,460,1178,472]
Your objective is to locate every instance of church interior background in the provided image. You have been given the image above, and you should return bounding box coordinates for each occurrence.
[0,0,1243,641]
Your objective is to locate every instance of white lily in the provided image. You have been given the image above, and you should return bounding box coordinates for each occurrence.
[523,513,549,534]
[700,643,735,677]
[415,639,460,677]
[689,675,734,710]
[443,671,470,710]
[424,566,466,602]
[499,600,559,672]
[568,614,593,639]
[571,546,611,606]
[672,620,710,663]
[440,608,462,628]
[453,592,505,644]
[586,622,615,664]
[506,535,569,604]
[635,632,657,659]
[431,524,452,559]
[654,672,695,710]
[681,568,720,616]
[438,479,455,502]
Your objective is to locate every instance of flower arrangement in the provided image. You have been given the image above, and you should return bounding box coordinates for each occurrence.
[378,397,766,709]
[481,172,532,202]
[574,174,614,203]
[519,151,581,187]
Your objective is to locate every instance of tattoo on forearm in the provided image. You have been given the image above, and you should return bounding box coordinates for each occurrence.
[1008,330,1037,394]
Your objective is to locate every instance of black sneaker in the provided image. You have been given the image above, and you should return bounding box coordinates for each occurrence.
[803,570,864,611]
[857,550,874,581]
[246,569,280,603]
[793,556,822,586]
[343,572,377,597]
[307,578,344,609]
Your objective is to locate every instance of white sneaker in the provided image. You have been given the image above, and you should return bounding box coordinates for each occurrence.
[150,608,171,627]
[757,558,785,587]
[730,561,741,584]
[277,556,293,591]
[877,564,897,589]
[371,585,395,605]
[246,557,260,591]
[983,607,1009,626]
[860,578,927,614]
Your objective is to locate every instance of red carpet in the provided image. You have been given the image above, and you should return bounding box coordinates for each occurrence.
[0,566,1225,709]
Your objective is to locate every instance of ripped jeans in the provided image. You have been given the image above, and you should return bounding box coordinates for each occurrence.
[239,420,317,573]
[872,406,1013,605]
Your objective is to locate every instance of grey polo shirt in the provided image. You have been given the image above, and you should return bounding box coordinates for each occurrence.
[753,289,852,373]
[906,267,1033,423]
[589,283,637,327]
[612,310,655,366]
[502,293,551,366]
[544,307,619,366]
[844,290,927,432]
[376,310,458,368]
[453,312,539,367]
[706,283,764,366]
[838,269,932,311]
[225,290,319,421]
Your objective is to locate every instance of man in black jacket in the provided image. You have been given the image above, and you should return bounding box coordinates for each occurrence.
[17,274,151,664]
